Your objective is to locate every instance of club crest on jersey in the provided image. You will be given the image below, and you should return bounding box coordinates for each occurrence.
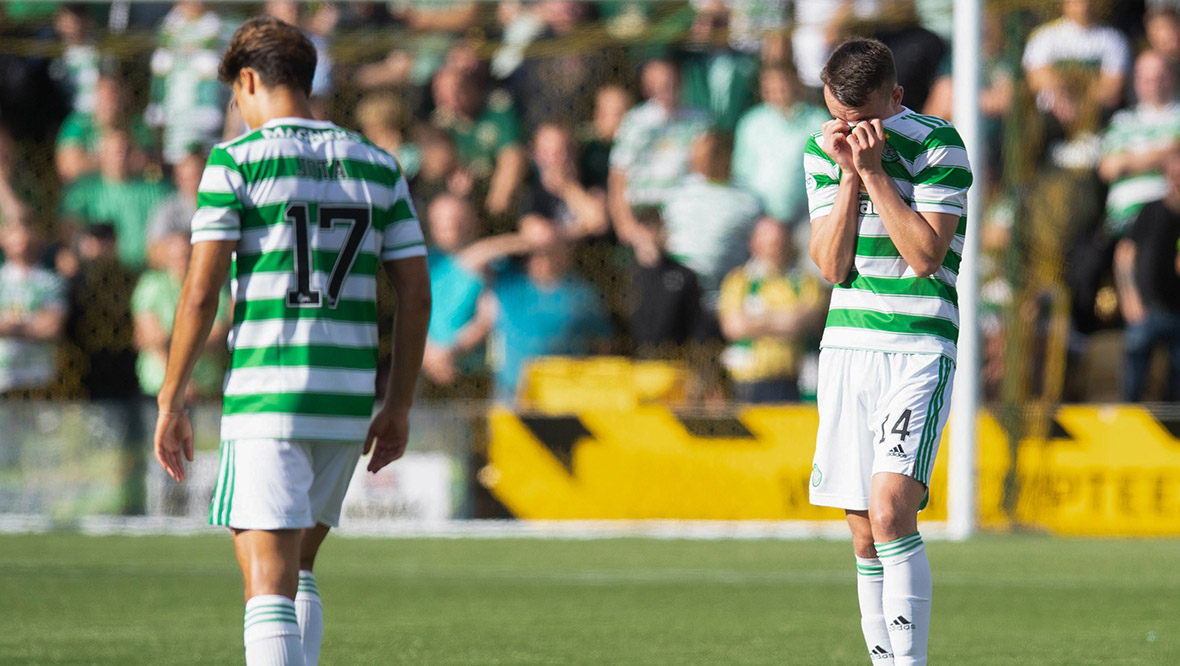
[882,142,900,163]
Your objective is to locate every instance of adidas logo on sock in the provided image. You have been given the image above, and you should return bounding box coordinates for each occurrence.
[870,645,894,660]
[889,615,914,632]
[886,444,906,458]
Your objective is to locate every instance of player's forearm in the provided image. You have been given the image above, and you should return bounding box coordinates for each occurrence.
[157,285,221,411]
[862,171,947,277]
[809,173,861,284]
[383,280,431,411]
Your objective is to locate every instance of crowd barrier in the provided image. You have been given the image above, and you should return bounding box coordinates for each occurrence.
[2,401,1177,536]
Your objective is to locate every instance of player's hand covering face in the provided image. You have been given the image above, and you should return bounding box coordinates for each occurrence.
[821,119,856,172]
[848,119,887,176]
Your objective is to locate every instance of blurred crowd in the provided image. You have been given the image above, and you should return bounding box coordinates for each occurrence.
[0,0,1178,407]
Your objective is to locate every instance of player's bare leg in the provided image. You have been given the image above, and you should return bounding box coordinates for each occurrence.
[296,524,332,666]
[869,472,930,666]
[234,529,304,666]
[847,510,893,664]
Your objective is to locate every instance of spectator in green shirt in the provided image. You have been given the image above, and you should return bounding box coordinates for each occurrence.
[732,65,831,227]
[607,58,711,245]
[146,2,235,164]
[60,129,173,270]
[430,65,528,217]
[132,228,229,399]
[55,74,156,183]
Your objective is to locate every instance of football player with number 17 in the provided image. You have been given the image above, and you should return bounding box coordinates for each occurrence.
[152,16,431,666]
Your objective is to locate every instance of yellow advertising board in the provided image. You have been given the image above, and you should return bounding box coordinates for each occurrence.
[484,405,1180,535]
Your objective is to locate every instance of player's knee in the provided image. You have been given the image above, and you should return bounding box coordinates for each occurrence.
[852,532,877,558]
[868,504,909,541]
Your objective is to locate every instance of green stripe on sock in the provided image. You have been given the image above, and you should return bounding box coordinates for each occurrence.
[245,605,297,617]
[244,615,299,630]
[875,532,923,558]
[244,608,298,620]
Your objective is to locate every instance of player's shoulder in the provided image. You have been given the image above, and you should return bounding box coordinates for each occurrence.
[804,129,827,152]
[891,110,962,147]
[348,133,404,175]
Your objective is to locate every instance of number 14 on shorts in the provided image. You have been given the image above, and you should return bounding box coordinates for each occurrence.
[879,409,912,456]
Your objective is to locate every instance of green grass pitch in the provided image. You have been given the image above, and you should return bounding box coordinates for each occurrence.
[0,532,1176,665]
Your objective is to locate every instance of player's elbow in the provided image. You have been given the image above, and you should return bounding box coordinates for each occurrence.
[812,252,850,285]
[910,262,939,279]
[401,279,433,317]
[809,233,852,284]
[183,284,223,316]
[909,257,942,279]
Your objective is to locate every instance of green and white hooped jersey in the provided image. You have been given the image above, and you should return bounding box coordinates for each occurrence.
[191,117,426,443]
[803,107,972,361]
[1101,103,1180,233]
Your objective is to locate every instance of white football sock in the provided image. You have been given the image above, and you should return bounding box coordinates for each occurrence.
[244,594,304,666]
[876,532,932,666]
[856,556,894,664]
[296,570,324,666]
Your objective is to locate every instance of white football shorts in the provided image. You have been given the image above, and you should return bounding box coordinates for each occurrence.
[809,348,955,511]
[208,439,364,530]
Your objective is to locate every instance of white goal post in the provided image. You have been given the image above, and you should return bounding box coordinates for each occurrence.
[948,0,984,541]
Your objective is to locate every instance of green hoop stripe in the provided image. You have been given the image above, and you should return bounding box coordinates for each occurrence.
[856,565,884,577]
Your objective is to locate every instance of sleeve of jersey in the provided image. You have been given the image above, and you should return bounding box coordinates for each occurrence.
[910,127,972,216]
[382,175,427,261]
[1020,29,1049,71]
[190,146,246,243]
[608,113,639,171]
[803,134,840,222]
[1101,30,1131,77]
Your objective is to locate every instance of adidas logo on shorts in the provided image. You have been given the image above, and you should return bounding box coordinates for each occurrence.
[886,444,906,459]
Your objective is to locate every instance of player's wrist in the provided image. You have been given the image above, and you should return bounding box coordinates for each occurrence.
[157,394,186,414]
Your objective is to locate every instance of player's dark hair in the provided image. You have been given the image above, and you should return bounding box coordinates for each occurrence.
[218,16,316,95]
[820,38,897,108]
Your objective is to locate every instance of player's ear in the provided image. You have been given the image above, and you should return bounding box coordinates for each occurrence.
[238,68,257,95]
[892,85,904,107]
